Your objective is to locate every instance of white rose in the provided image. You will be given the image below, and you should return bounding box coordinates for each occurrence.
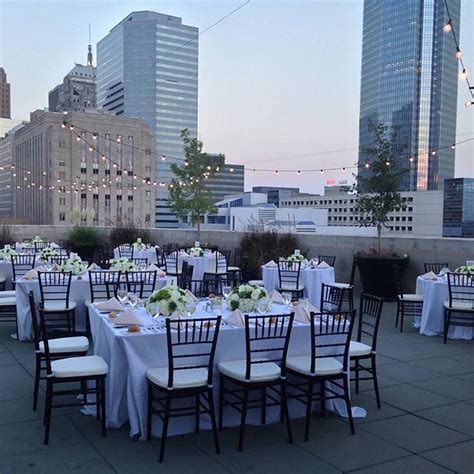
[251,290,260,301]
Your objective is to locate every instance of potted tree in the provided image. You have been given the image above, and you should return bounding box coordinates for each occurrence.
[168,129,225,242]
[350,121,409,300]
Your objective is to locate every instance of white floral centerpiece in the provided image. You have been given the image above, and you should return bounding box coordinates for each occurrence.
[226,283,269,312]
[133,238,146,251]
[110,257,136,272]
[455,265,474,277]
[39,247,59,261]
[59,253,87,275]
[188,246,204,257]
[0,245,17,261]
[31,235,43,244]
[146,285,192,316]
[286,249,308,267]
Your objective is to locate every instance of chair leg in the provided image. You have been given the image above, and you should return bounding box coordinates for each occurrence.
[443,309,449,344]
[281,381,293,444]
[343,377,355,435]
[304,381,314,442]
[96,379,101,421]
[100,377,106,437]
[218,375,224,431]
[395,301,400,328]
[207,388,220,455]
[159,395,171,463]
[399,303,404,333]
[33,355,41,411]
[44,379,53,445]
[238,386,248,452]
[354,361,360,394]
[320,381,326,417]
[146,382,153,440]
[261,387,267,425]
[195,393,200,434]
[371,355,381,409]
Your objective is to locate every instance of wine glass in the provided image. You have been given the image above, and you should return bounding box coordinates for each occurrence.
[128,293,138,308]
[139,262,147,271]
[185,302,196,318]
[282,292,292,308]
[117,289,128,306]
[257,299,268,315]
[222,285,232,299]
[299,298,309,310]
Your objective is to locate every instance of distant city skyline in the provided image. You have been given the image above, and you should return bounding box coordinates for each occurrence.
[0,0,472,195]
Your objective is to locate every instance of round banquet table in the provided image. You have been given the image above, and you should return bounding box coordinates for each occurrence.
[415,276,474,340]
[113,247,157,264]
[181,255,216,280]
[0,261,13,290]
[262,265,335,308]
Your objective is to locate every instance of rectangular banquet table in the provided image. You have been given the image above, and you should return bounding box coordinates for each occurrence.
[262,265,335,308]
[415,276,474,340]
[16,274,169,341]
[89,302,364,440]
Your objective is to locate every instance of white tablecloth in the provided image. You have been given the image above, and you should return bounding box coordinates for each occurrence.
[0,261,13,289]
[181,255,215,280]
[415,276,474,340]
[16,274,169,341]
[15,241,59,252]
[113,247,157,264]
[90,302,364,439]
[262,266,335,308]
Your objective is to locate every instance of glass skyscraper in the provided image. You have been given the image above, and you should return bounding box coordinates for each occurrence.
[358,0,460,191]
[97,11,198,227]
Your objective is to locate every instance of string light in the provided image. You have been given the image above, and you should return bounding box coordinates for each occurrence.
[455,48,462,59]
[161,155,166,161]
[466,100,474,107]
[442,19,452,33]
[459,68,468,80]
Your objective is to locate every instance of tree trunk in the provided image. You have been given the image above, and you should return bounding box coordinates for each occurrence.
[196,217,201,243]
[377,224,382,254]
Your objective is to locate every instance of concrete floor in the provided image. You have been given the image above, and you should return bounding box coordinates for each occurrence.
[0,302,473,473]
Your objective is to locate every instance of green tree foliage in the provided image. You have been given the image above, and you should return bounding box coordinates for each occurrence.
[168,129,225,237]
[350,121,409,253]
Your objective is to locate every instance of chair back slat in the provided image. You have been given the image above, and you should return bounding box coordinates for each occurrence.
[278,261,301,290]
[38,271,72,308]
[165,316,221,388]
[244,313,294,380]
[310,310,356,373]
[357,293,384,351]
[215,251,229,274]
[118,244,134,259]
[125,270,157,299]
[28,290,41,351]
[11,254,35,280]
[318,255,336,267]
[165,250,180,274]
[88,270,121,302]
[131,257,148,268]
[320,283,345,312]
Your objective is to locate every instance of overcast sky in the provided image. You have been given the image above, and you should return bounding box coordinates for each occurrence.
[0,0,472,193]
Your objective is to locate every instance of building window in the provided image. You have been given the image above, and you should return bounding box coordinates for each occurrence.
[128,195,133,202]
[59,197,66,206]
[59,212,66,221]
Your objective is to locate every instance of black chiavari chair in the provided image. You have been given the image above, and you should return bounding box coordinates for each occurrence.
[38,271,77,335]
[218,313,294,451]
[125,270,157,299]
[117,244,134,259]
[350,293,384,408]
[178,261,194,289]
[164,250,181,276]
[45,255,70,265]
[131,257,148,269]
[34,241,51,252]
[286,310,356,440]
[444,272,474,344]
[318,255,336,267]
[424,262,449,274]
[88,270,121,303]
[332,259,356,311]
[277,260,304,300]
[319,283,346,313]
[146,316,222,462]
[28,291,89,411]
[11,254,35,287]
[204,251,229,294]
[39,292,108,445]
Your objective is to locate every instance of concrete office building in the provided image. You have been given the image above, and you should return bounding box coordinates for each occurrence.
[0,68,11,119]
[358,0,460,191]
[11,110,155,226]
[205,157,244,203]
[252,186,300,207]
[281,189,444,237]
[97,11,198,227]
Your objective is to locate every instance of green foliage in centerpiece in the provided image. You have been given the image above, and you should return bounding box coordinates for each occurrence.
[227,283,269,312]
[146,285,193,316]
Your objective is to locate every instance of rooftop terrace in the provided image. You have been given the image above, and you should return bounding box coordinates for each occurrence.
[1,299,472,473]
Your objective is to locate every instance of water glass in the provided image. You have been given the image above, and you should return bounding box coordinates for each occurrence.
[222,285,232,299]
[282,292,292,307]
[185,302,197,317]
[128,293,138,308]
[117,289,128,305]
[257,299,268,315]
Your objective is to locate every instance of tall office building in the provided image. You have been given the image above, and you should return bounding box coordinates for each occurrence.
[205,156,245,203]
[97,11,198,227]
[358,0,460,191]
[0,68,11,119]
[48,45,96,113]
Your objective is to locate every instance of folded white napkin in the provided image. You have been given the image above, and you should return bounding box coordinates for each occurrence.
[421,271,438,281]
[146,263,160,272]
[114,308,143,326]
[224,309,245,327]
[88,263,100,271]
[23,269,38,280]
[270,290,284,304]
[185,289,199,303]
[294,302,317,323]
[95,297,124,312]
[317,261,331,268]
[309,258,318,267]
[265,260,277,268]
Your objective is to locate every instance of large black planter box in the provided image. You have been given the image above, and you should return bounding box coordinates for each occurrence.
[355,256,409,301]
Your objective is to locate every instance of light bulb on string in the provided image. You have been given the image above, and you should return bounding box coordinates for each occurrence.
[92,133,97,140]
[459,68,468,80]
[61,122,67,129]
[320,169,324,174]
[297,170,301,175]
[230,168,234,172]
[431,150,437,156]
[275,170,279,175]
[442,19,452,33]
[451,144,456,149]
[409,157,414,163]
[455,48,462,59]
[365,162,370,168]
[76,136,81,142]
[465,100,474,107]
[342,167,346,172]
[161,155,166,161]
